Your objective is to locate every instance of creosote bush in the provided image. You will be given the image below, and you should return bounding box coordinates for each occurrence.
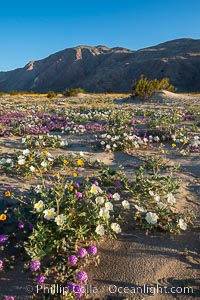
[63,88,86,97]
[132,75,176,99]
[47,91,57,98]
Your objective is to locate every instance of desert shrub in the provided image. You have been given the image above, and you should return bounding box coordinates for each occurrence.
[10,90,21,96]
[63,87,86,97]
[47,90,57,98]
[132,75,175,99]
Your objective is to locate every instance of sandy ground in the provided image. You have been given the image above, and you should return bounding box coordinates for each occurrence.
[0,92,199,300]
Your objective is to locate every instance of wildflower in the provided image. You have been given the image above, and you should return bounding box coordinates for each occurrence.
[73,172,78,177]
[35,275,46,283]
[85,177,89,182]
[30,260,41,272]
[18,157,26,165]
[76,271,88,283]
[41,161,47,168]
[95,225,105,236]
[43,208,56,220]
[63,159,68,164]
[69,185,74,191]
[29,157,33,161]
[30,165,35,172]
[5,191,11,197]
[145,212,159,225]
[115,181,121,187]
[90,184,102,195]
[0,234,8,243]
[99,208,110,219]
[111,223,121,234]
[54,214,66,226]
[178,218,187,230]
[67,282,76,292]
[0,259,3,269]
[104,202,113,211]
[74,284,85,298]
[172,143,176,148]
[76,192,83,198]
[77,248,87,258]
[113,193,120,200]
[166,193,176,205]
[87,245,97,256]
[34,200,44,212]
[4,297,15,300]
[68,255,78,265]
[23,149,30,156]
[18,221,25,229]
[122,200,130,209]
[77,159,83,167]
[0,214,7,221]
[95,196,104,205]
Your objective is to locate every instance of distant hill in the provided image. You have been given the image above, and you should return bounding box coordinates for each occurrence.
[0,38,200,93]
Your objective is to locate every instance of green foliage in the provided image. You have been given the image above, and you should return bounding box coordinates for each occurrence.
[63,87,86,97]
[132,75,176,99]
[47,90,57,98]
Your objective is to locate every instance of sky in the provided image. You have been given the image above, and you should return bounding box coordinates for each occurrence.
[0,0,200,71]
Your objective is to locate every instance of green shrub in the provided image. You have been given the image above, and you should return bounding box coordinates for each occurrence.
[47,91,57,99]
[63,87,86,97]
[10,90,21,96]
[132,76,175,99]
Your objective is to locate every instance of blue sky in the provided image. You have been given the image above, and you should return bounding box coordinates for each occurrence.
[0,0,200,71]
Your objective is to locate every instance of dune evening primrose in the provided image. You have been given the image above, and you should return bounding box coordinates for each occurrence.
[95,196,104,205]
[178,218,187,230]
[43,208,56,220]
[95,225,105,236]
[111,223,121,234]
[145,212,159,225]
[54,214,66,226]
[166,193,176,205]
[122,200,130,209]
[104,202,113,211]
[99,208,110,219]
[34,200,44,212]
[113,193,120,200]
[90,184,102,195]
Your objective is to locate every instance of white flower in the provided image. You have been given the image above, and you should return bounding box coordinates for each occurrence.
[113,193,120,201]
[104,202,113,211]
[23,149,30,156]
[95,225,105,236]
[99,208,110,219]
[35,141,40,146]
[18,157,26,165]
[122,200,130,209]
[41,161,48,168]
[157,201,167,208]
[95,196,105,205]
[149,191,160,201]
[90,184,102,195]
[111,223,121,234]
[55,214,66,226]
[79,151,84,157]
[105,144,111,150]
[34,185,43,193]
[101,141,105,145]
[30,165,35,172]
[43,208,56,220]
[34,200,44,212]
[145,212,159,224]
[0,158,6,165]
[178,218,187,230]
[60,141,65,146]
[135,205,147,213]
[21,138,26,144]
[39,135,43,140]
[166,193,176,205]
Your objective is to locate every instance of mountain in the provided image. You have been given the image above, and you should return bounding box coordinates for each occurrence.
[0,38,200,93]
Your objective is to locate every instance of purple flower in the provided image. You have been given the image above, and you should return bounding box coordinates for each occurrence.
[18,221,25,229]
[4,297,15,300]
[29,223,34,230]
[68,255,78,265]
[107,193,113,199]
[0,234,8,243]
[87,245,97,256]
[115,181,121,187]
[77,248,87,259]
[74,183,80,188]
[30,260,41,272]
[35,275,46,283]
[93,181,99,186]
[74,284,85,298]
[67,281,76,292]
[76,271,88,283]
[6,186,14,191]
[0,259,3,269]
[76,192,82,198]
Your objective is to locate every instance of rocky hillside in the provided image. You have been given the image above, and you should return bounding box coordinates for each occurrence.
[0,38,200,93]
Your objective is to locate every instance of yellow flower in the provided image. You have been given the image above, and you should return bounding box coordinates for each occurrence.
[91,173,95,177]
[0,214,7,221]
[68,212,73,217]
[55,173,60,179]
[172,143,176,148]
[29,157,33,161]
[85,177,89,182]
[43,150,48,155]
[5,191,11,197]
[69,185,74,191]
[73,172,78,177]
[77,159,83,167]
[63,159,68,164]
[25,163,29,167]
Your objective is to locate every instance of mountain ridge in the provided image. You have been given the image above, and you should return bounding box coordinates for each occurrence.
[0,38,200,93]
